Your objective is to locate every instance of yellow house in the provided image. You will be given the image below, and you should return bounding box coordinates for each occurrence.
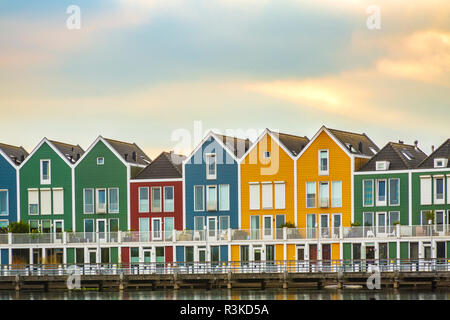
[295,126,379,261]
[236,129,309,263]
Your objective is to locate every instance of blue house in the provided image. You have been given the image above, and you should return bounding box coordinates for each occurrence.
[0,143,28,229]
[181,132,250,263]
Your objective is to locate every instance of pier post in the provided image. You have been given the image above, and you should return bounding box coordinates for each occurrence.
[119,273,124,291]
[15,275,20,291]
[173,271,179,290]
[283,270,288,289]
[227,271,232,289]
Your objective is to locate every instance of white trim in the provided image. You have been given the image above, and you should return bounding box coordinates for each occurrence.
[205,153,217,180]
[238,161,241,229]
[354,169,411,175]
[294,160,297,226]
[151,186,162,213]
[318,149,329,176]
[193,185,205,212]
[108,187,120,213]
[71,166,75,231]
[83,188,95,214]
[408,171,412,226]
[138,187,150,213]
[40,159,51,185]
[0,190,9,216]
[163,185,175,213]
[74,136,129,169]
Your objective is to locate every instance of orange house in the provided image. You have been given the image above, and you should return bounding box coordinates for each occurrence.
[295,126,379,260]
[238,129,309,261]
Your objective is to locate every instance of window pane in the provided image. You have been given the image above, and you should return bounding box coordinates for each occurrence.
[0,191,7,215]
[219,185,230,211]
[319,182,329,206]
[207,154,216,177]
[151,188,161,212]
[97,190,106,211]
[219,216,229,230]
[207,186,217,211]
[363,212,374,226]
[377,181,386,202]
[306,182,316,208]
[109,188,119,213]
[319,151,328,172]
[164,187,174,212]
[389,212,400,225]
[436,179,444,199]
[42,161,49,180]
[331,181,342,207]
[84,219,94,232]
[389,179,400,205]
[84,189,93,213]
[194,216,204,231]
[194,186,204,211]
[363,180,373,206]
[139,187,149,212]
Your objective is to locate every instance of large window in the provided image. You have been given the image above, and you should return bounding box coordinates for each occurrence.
[249,184,260,210]
[219,216,230,231]
[363,212,374,227]
[262,183,273,209]
[331,181,342,207]
[219,184,230,211]
[274,183,286,210]
[28,189,39,215]
[83,189,94,214]
[40,189,51,215]
[363,180,374,206]
[164,186,174,212]
[376,180,387,206]
[29,220,39,233]
[420,176,432,205]
[388,211,400,226]
[151,187,161,212]
[319,182,329,208]
[40,159,51,184]
[389,178,400,206]
[306,182,316,208]
[206,185,217,211]
[96,189,106,213]
[206,154,217,180]
[319,150,329,175]
[139,187,149,212]
[194,186,204,211]
[108,188,119,213]
[434,177,445,204]
[0,190,8,215]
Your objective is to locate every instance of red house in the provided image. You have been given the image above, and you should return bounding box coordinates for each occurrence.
[125,151,185,265]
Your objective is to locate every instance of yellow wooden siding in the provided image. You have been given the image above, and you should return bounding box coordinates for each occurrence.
[331,243,340,261]
[297,130,352,228]
[240,133,296,230]
[276,244,284,262]
[286,244,295,262]
[231,245,240,268]
[354,157,369,171]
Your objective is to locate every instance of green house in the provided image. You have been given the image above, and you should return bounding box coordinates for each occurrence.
[412,139,450,229]
[354,142,427,230]
[74,136,150,234]
[19,138,84,233]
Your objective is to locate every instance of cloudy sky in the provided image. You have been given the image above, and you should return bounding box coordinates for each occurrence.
[1,0,449,158]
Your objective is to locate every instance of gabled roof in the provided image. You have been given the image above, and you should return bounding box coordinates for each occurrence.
[327,127,380,157]
[358,142,427,171]
[0,143,28,166]
[214,134,251,159]
[49,140,84,164]
[134,151,185,179]
[276,132,309,157]
[104,138,151,166]
[417,139,450,169]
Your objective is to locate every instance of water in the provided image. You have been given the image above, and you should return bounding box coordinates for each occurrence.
[0,288,449,300]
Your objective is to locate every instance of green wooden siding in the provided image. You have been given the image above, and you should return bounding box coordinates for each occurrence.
[19,142,73,230]
[388,242,397,259]
[66,248,75,264]
[400,242,409,259]
[75,140,129,232]
[110,247,119,263]
[343,243,351,261]
[354,173,409,225]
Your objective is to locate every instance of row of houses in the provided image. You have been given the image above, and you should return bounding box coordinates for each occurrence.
[0,126,449,266]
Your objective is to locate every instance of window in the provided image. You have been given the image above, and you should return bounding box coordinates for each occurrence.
[97,157,104,165]
[376,161,390,171]
[138,187,149,213]
[448,176,450,204]
[274,183,286,209]
[363,180,374,206]
[41,220,51,233]
[319,150,329,175]
[40,159,51,184]
[319,182,329,208]
[40,189,51,215]
[263,216,272,237]
[434,158,448,168]
[152,218,162,240]
[219,216,230,231]
[331,181,342,207]
[389,179,400,206]
[96,189,107,213]
[108,188,119,213]
[194,186,204,211]
[206,154,217,179]
[219,184,230,211]
[0,220,8,229]
[262,183,273,209]
[249,184,260,210]
[151,187,161,212]
[164,186,174,212]
[53,188,64,215]
[0,190,8,215]
[241,245,249,265]
[264,151,270,159]
[388,211,400,226]
[83,189,94,214]
[363,212,374,227]
[28,189,39,215]
[434,177,445,204]
[29,220,39,233]
[420,176,432,205]
[84,219,94,232]
[376,180,387,206]
[306,182,316,208]
[206,185,217,211]
[194,216,204,231]
[109,218,119,232]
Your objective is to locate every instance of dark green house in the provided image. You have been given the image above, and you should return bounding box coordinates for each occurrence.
[19,138,84,234]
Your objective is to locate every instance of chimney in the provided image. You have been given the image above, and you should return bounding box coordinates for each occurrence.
[132,151,136,161]
[124,153,128,161]
[431,145,435,153]
[398,140,404,144]
[414,140,418,150]
[358,142,363,153]
[20,155,25,162]
[76,153,80,160]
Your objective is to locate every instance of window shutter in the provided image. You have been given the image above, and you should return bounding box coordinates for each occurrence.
[40,189,52,215]
[53,189,64,215]
[274,183,285,209]
[262,183,273,209]
[249,184,260,210]
[420,177,432,205]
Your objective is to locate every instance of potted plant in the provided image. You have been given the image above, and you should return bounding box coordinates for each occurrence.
[178,229,193,241]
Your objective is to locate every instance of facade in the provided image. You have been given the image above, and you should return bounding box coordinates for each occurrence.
[128,151,185,264]
[0,144,28,229]
[19,138,83,234]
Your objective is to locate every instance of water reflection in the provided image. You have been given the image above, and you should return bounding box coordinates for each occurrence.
[0,289,448,300]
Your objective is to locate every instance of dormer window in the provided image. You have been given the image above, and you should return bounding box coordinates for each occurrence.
[369,147,377,155]
[264,151,270,159]
[206,154,216,180]
[97,157,104,165]
[434,158,448,168]
[376,161,390,171]
[40,160,51,185]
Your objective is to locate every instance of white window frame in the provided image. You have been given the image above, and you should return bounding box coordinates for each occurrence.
[0,190,8,216]
[249,183,260,210]
[40,159,51,185]
[108,188,119,213]
[306,182,316,208]
[96,188,107,213]
[363,179,374,207]
[218,184,230,211]
[83,188,94,214]
[219,215,230,231]
[28,188,39,215]
[389,178,400,206]
[434,176,445,205]
[52,188,64,215]
[363,212,374,227]
[331,181,342,208]
[97,157,104,165]
[152,218,162,240]
[163,186,175,212]
[263,215,273,239]
[319,181,329,208]
[376,212,387,234]
[420,176,432,205]
[263,151,271,159]
[205,153,217,180]
[151,187,162,212]
[261,182,273,210]
[206,185,217,211]
[194,185,204,212]
[376,179,387,206]
[138,187,149,213]
[274,182,286,210]
[318,149,329,176]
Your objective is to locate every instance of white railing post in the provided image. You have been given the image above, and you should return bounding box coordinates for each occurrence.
[396,224,400,239]
[118,231,122,244]
[283,227,287,241]
[172,230,176,243]
[228,228,232,242]
[63,232,67,244]
[8,233,12,245]
[339,226,343,239]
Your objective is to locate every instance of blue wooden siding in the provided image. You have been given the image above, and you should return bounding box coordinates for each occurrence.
[176,246,184,263]
[184,136,239,230]
[0,154,17,224]
[220,245,228,262]
[1,249,8,265]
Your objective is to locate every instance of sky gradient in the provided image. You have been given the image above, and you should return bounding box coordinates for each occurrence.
[1,0,449,159]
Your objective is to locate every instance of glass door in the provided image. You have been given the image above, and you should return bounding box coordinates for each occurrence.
[88,249,97,264]
[266,245,275,266]
[143,247,152,263]
[156,247,165,272]
[377,212,386,235]
[307,214,316,238]
[332,214,341,238]
[152,218,162,240]
[436,211,445,233]
[322,244,331,266]
[164,217,174,241]
[275,215,285,239]
[139,218,149,242]
[96,219,106,242]
[263,216,272,240]
[250,216,260,240]
[54,220,64,243]
[319,214,329,238]
[207,217,217,240]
